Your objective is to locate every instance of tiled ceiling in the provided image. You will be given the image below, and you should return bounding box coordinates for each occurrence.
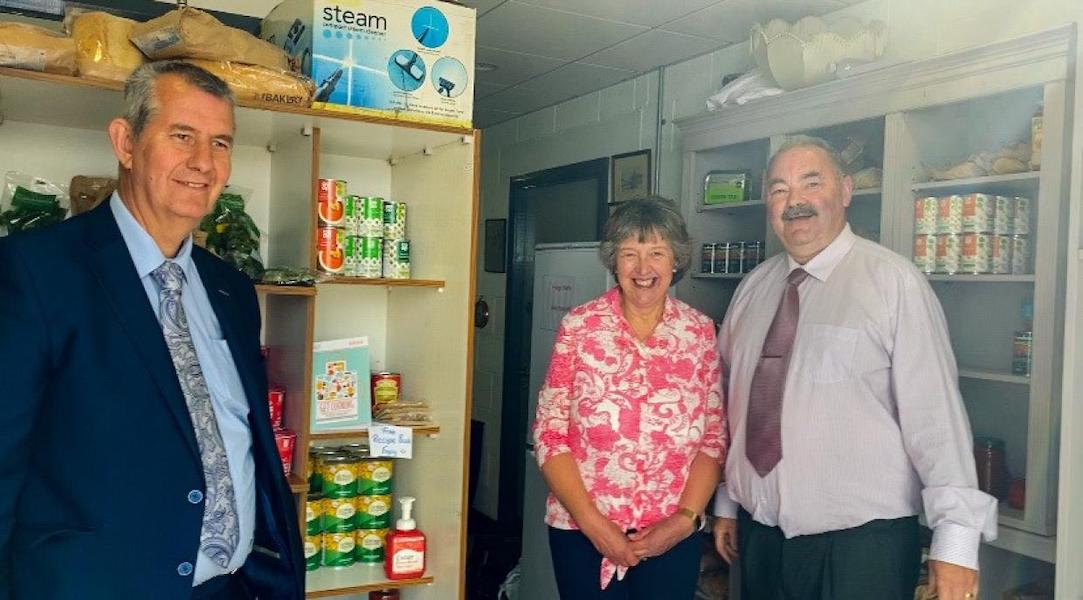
[465,0,862,128]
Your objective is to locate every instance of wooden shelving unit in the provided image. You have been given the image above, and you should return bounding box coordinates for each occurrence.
[320,277,447,288]
[309,425,441,441]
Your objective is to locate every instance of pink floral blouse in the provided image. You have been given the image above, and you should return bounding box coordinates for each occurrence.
[533,286,726,534]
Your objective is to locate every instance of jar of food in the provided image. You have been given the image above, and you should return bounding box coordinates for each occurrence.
[369,590,400,600]
[974,437,1008,499]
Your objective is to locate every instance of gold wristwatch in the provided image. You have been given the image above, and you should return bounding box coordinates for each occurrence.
[676,507,705,532]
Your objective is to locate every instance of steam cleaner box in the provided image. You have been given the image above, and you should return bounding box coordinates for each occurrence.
[261,0,475,128]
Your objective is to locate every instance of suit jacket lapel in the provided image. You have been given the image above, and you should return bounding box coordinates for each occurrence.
[83,202,201,462]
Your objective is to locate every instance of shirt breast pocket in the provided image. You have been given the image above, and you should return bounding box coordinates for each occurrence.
[795,324,858,384]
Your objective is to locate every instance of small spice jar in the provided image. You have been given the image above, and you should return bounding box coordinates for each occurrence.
[974,437,1008,499]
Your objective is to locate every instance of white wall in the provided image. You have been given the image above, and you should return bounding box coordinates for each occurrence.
[471,0,1083,534]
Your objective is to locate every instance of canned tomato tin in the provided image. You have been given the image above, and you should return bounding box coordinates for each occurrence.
[316,227,346,274]
[937,195,963,234]
[935,234,961,274]
[355,528,388,563]
[267,387,285,430]
[913,234,935,274]
[321,454,361,498]
[358,456,393,496]
[317,179,346,227]
[344,195,362,235]
[322,531,356,567]
[1011,235,1031,274]
[304,534,322,571]
[382,239,411,280]
[994,196,1014,234]
[359,236,383,278]
[306,492,324,535]
[914,197,938,234]
[383,201,407,239]
[371,372,401,406]
[960,233,993,274]
[362,197,384,237]
[1012,197,1031,235]
[701,244,715,274]
[992,234,1012,274]
[962,194,995,233]
[356,495,392,529]
[324,497,358,532]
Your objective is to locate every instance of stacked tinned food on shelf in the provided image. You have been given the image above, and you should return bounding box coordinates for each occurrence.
[913,193,1031,276]
[316,179,412,280]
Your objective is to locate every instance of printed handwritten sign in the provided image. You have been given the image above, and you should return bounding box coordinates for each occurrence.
[369,423,413,459]
[542,275,575,332]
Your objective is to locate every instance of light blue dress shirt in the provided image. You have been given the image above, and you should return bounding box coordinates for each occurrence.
[110,194,255,585]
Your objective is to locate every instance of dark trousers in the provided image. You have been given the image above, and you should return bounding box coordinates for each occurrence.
[737,509,920,600]
[548,527,702,600]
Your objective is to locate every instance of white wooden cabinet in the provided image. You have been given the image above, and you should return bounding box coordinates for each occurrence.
[0,65,477,599]
[675,26,1075,597]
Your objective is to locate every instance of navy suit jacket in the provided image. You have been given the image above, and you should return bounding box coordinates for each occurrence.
[0,202,303,599]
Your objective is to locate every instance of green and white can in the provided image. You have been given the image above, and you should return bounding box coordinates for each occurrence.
[304,534,322,571]
[359,236,383,278]
[994,196,1014,234]
[1012,197,1031,235]
[383,201,407,239]
[355,529,387,563]
[361,196,384,237]
[322,532,356,568]
[382,239,411,280]
[356,495,392,529]
[324,497,358,533]
[344,195,362,235]
[344,235,362,276]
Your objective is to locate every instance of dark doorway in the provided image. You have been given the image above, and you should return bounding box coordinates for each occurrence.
[497,157,610,528]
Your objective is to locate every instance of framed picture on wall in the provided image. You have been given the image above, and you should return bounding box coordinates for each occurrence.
[610,149,651,204]
[484,218,507,273]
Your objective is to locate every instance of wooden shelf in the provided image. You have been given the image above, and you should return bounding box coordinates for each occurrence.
[309,425,441,441]
[320,277,446,289]
[959,368,1030,385]
[692,272,746,280]
[288,472,309,493]
[699,199,765,213]
[926,274,1035,283]
[305,563,432,598]
[852,187,882,197]
[911,172,1040,195]
[256,284,318,297]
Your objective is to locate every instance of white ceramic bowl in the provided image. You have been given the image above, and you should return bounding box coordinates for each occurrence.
[750,16,887,91]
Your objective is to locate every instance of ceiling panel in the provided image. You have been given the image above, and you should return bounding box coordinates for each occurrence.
[474,80,510,99]
[585,30,723,72]
[661,0,847,41]
[476,86,556,116]
[516,0,721,27]
[458,0,507,17]
[477,1,648,61]
[475,46,566,87]
[474,107,523,128]
[515,62,635,104]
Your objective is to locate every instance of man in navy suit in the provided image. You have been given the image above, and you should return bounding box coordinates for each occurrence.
[0,61,303,599]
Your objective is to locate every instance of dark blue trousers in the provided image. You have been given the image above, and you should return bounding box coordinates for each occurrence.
[548,527,702,600]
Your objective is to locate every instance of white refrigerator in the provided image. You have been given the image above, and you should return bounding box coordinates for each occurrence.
[519,243,613,600]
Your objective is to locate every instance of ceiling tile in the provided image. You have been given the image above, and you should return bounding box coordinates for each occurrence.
[474,80,510,99]
[474,107,522,128]
[475,46,567,87]
[513,62,635,108]
[585,30,723,72]
[661,0,845,41]
[476,86,556,116]
[516,0,721,27]
[458,0,507,16]
[477,1,648,61]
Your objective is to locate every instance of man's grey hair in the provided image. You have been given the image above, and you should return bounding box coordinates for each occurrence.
[599,195,692,285]
[767,135,847,178]
[123,61,235,138]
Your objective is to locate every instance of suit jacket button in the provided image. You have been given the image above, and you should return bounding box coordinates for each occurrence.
[188,490,204,504]
[177,562,194,577]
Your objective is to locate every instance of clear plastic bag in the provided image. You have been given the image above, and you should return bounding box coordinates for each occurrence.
[0,172,69,236]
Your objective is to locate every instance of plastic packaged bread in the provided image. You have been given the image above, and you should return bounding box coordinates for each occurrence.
[67,11,145,82]
[0,22,76,75]
[186,59,313,108]
[130,8,288,72]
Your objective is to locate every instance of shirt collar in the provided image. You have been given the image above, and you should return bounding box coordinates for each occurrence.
[785,223,857,283]
[110,193,195,283]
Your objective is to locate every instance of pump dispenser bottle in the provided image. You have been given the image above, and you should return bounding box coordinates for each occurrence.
[385,496,426,580]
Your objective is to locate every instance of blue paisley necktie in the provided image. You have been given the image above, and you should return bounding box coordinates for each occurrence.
[152,261,239,568]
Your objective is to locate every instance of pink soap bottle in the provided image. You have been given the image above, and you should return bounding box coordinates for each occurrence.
[385,496,426,580]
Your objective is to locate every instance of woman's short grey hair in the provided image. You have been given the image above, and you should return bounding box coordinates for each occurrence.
[123,61,235,138]
[600,195,692,285]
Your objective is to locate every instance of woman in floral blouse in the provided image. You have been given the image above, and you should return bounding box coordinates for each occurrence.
[533,196,726,599]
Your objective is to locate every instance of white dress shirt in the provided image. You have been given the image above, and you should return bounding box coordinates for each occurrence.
[111,195,256,584]
[713,224,997,570]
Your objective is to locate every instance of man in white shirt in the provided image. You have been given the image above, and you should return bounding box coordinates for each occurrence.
[711,136,996,600]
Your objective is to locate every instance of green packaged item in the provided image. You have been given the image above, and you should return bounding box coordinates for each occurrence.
[1,185,67,234]
[703,170,750,205]
[198,190,264,280]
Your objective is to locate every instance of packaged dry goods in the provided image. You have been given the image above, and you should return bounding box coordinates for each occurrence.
[198,189,265,280]
[69,175,116,215]
[0,172,68,235]
[130,7,288,71]
[185,58,313,108]
[0,22,76,75]
[66,10,145,82]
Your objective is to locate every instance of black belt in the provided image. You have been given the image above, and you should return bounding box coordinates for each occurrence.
[192,571,249,600]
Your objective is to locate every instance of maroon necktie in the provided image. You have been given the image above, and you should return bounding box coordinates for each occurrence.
[746,268,809,477]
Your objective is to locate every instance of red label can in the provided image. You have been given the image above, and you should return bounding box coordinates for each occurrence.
[274,429,297,476]
[317,227,346,273]
[317,178,345,226]
[268,387,286,430]
[371,372,401,407]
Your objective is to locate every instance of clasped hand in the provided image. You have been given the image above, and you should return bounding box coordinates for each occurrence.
[583,513,694,567]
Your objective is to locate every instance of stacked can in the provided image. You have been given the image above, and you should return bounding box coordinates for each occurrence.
[382,201,412,279]
[960,194,995,274]
[352,445,394,564]
[320,453,362,568]
[912,196,938,273]
[305,491,324,571]
[933,195,963,274]
[700,241,764,274]
[1011,197,1031,275]
[317,179,348,274]
[343,196,385,278]
[311,445,395,568]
